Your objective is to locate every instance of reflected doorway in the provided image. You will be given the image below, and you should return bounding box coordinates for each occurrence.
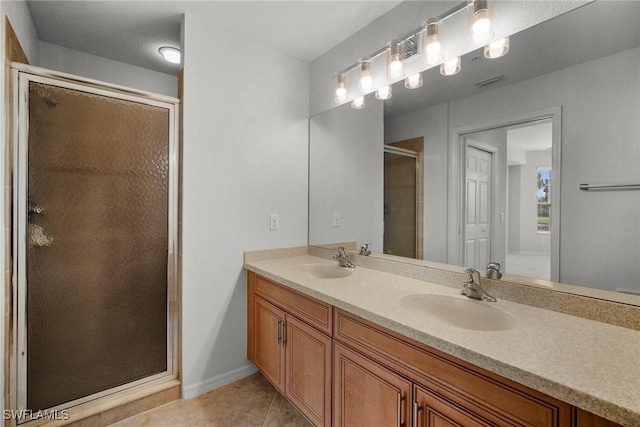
[461,118,554,281]
[384,137,423,259]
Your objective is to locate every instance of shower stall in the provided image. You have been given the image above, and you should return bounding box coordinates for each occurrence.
[9,64,179,419]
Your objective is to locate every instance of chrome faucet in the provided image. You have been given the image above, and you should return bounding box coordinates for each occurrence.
[359,243,372,256]
[461,268,497,302]
[333,247,355,269]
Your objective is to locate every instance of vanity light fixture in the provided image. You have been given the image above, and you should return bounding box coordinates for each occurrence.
[358,58,373,93]
[405,73,423,89]
[334,72,348,103]
[468,0,493,45]
[351,96,366,109]
[332,1,512,106]
[375,85,392,100]
[422,18,444,65]
[158,46,181,64]
[386,41,405,79]
[484,37,509,59]
[440,57,461,76]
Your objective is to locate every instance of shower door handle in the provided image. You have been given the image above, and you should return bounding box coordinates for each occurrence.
[28,201,44,215]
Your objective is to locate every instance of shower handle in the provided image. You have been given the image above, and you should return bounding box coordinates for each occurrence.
[28,201,44,215]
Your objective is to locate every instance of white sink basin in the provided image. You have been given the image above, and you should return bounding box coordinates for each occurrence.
[293,264,353,279]
[399,294,515,331]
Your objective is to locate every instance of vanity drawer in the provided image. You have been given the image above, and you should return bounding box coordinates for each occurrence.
[334,309,572,427]
[253,273,332,335]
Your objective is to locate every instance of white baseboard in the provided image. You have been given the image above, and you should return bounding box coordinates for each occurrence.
[182,364,258,399]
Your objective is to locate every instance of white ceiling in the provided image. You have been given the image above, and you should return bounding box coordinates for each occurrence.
[507,122,552,152]
[26,0,402,76]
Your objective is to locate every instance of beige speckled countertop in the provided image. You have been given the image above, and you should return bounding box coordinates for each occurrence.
[245,254,640,426]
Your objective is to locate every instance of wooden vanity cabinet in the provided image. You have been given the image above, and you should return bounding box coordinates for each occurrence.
[414,384,493,427]
[247,272,332,427]
[333,308,574,427]
[333,342,411,427]
[248,272,623,427]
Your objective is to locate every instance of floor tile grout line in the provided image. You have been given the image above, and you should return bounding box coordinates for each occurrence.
[261,392,278,427]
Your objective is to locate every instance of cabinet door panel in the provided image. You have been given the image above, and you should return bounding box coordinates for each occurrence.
[254,297,286,392]
[415,385,493,427]
[334,342,411,427]
[285,315,331,427]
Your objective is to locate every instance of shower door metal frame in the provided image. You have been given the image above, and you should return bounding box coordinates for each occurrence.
[10,63,180,417]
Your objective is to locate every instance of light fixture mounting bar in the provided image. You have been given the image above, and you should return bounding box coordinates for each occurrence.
[336,0,468,75]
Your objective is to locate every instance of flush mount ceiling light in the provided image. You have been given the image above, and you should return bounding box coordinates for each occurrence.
[484,37,510,59]
[158,46,181,64]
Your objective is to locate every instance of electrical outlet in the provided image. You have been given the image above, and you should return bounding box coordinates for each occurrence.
[333,213,341,227]
[270,214,279,231]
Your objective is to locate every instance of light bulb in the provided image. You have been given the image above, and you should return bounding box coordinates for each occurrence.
[423,18,444,65]
[484,37,509,59]
[405,73,423,89]
[468,0,493,46]
[426,41,442,57]
[351,96,365,109]
[440,57,461,76]
[334,72,347,103]
[389,59,403,78]
[360,75,373,93]
[375,86,392,100]
[386,41,405,79]
[358,58,373,93]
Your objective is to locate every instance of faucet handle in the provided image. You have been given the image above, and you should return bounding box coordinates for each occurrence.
[359,243,372,256]
[486,261,503,280]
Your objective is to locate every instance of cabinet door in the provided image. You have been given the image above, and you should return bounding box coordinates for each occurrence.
[285,315,332,427]
[254,297,286,392]
[414,385,492,427]
[334,342,411,427]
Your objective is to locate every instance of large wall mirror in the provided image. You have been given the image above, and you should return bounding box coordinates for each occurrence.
[309,1,640,302]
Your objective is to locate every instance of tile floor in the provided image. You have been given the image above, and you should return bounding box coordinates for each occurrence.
[110,373,313,427]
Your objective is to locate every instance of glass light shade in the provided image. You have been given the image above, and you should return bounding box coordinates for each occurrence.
[484,37,510,59]
[375,86,392,100]
[468,0,493,46]
[358,58,373,93]
[440,57,461,76]
[405,73,423,89]
[334,73,347,103]
[422,19,444,65]
[386,41,404,79]
[351,96,365,109]
[158,47,181,64]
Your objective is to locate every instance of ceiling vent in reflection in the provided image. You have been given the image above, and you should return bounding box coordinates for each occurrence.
[475,74,508,88]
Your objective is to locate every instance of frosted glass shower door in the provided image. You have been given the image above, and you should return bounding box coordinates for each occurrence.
[15,70,177,412]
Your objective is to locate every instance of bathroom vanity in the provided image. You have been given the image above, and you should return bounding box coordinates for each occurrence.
[245,251,638,427]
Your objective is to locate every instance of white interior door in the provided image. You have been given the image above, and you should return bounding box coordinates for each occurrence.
[465,146,492,269]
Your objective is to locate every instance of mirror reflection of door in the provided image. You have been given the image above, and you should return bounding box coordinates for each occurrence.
[465,146,493,270]
[463,119,553,280]
[384,138,424,259]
